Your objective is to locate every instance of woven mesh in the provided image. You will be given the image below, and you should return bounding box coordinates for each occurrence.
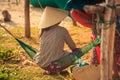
[15,38,38,59]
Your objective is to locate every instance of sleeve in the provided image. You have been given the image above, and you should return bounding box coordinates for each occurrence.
[63,28,76,50]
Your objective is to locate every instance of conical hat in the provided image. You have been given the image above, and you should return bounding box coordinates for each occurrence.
[72,65,100,80]
[39,6,68,28]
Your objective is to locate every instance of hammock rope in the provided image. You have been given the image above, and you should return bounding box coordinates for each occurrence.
[0,24,38,59]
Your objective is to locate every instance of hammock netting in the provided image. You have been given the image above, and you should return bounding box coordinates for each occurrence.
[51,37,101,68]
[0,24,37,59]
[15,38,38,59]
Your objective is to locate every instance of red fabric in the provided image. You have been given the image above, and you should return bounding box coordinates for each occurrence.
[70,10,95,28]
[95,46,100,62]
[71,10,120,64]
[91,33,100,63]
[118,57,120,62]
[91,29,120,63]
[114,29,120,63]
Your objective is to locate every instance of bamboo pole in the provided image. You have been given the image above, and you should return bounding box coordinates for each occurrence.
[24,0,30,38]
[100,0,116,80]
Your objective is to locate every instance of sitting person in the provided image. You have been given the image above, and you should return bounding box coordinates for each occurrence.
[33,6,101,74]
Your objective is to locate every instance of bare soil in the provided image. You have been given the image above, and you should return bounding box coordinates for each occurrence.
[0,0,73,28]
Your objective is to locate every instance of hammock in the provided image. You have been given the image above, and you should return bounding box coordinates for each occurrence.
[0,24,101,63]
[0,24,38,59]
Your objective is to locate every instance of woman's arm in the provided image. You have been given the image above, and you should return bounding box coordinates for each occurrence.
[63,28,76,50]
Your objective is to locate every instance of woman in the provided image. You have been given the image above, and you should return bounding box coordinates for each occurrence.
[33,6,101,74]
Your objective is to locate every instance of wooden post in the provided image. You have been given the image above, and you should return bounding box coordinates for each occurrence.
[100,0,116,80]
[24,0,30,38]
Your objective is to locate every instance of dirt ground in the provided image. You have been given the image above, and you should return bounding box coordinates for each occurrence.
[0,0,73,28]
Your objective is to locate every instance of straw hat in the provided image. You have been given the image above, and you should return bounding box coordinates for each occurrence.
[39,6,68,28]
[72,65,100,80]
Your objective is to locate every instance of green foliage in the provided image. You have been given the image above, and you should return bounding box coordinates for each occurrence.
[0,71,8,80]
[0,64,19,80]
[0,49,20,64]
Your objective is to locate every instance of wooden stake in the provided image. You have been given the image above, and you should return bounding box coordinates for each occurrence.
[24,0,30,38]
[100,0,116,80]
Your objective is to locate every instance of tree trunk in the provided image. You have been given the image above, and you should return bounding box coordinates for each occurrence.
[24,0,30,38]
